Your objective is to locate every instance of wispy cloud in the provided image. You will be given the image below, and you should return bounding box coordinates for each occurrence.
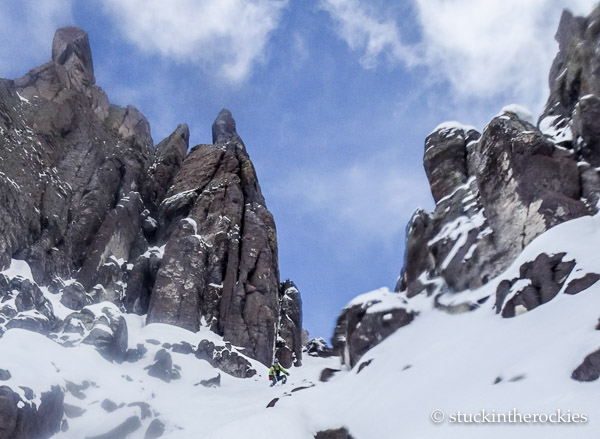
[320,0,598,114]
[319,0,418,69]
[0,0,74,78]
[100,0,288,82]
[415,0,598,114]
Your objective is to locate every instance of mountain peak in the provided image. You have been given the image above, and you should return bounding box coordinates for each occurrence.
[52,26,95,87]
[212,108,238,144]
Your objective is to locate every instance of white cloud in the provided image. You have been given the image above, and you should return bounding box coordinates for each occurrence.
[415,0,598,114]
[101,0,288,82]
[321,0,598,114]
[0,0,75,78]
[319,0,417,68]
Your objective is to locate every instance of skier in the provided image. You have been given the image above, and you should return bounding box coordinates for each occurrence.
[268,358,289,387]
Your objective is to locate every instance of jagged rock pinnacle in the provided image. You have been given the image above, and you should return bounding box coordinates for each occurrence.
[52,26,95,87]
[212,109,238,144]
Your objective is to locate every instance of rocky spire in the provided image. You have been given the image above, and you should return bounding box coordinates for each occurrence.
[147,110,286,366]
[52,26,95,88]
[0,26,303,369]
[211,109,239,144]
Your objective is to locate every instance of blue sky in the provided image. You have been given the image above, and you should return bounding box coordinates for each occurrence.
[0,0,597,339]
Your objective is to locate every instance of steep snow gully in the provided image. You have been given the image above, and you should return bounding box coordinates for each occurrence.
[3,5,600,439]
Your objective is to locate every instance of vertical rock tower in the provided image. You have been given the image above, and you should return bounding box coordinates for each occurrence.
[147,110,282,366]
[0,27,302,367]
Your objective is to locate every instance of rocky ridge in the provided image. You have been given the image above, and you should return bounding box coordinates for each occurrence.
[333,6,600,367]
[0,26,302,369]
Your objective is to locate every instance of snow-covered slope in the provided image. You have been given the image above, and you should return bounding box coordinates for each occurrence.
[2,210,599,438]
[217,211,600,438]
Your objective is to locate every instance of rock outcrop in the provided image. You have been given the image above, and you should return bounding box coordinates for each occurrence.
[146,109,282,366]
[0,385,64,439]
[304,337,336,358]
[335,5,600,367]
[0,26,303,370]
[397,6,600,300]
[398,108,588,300]
[275,280,303,368]
[332,289,414,368]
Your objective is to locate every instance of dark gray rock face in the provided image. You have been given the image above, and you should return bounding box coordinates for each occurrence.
[399,111,588,300]
[572,348,600,381]
[336,7,600,368]
[58,304,128,362]
[423,124,479,203]
[195,339,257,378]
[145,349,179,383]
[212,109,240,144]
[0,275,57,335]
[332,300,414,368]
[275,280,303,368]
[314,428,355,439]
[147,109,287,366]
[494,253,575,317]
[397,7,600,303]
[0,25,153,287]
[540,8,600,147]
[52,27,95,89]
[0,385,64,439]
[145,124,189,214]
[0,26,302,370]
[304,337,336,358]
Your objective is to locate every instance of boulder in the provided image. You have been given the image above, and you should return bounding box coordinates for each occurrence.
[61,305,129,362]
[319,368,340,382]
[198,374,221,388]
[145,349,178,383]
[145,419,166,439]
[333,292,415,367]
[572,348,600,382]
[495,253,575,317]
[0,385,64,439]
[314,428,354,439]
[0,276,57,334]
[195,340,256,378]
[304,338,336,358]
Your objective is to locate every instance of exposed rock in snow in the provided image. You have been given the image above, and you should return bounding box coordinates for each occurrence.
[147,110,286,366]
[275,280,303,368]
[0,25,302,370]
[314,428,354,439]
[0,385,64,439]
[304,337,336,358]
[571,348,600,382]
[195,339,257,378]
[332,288,415,367]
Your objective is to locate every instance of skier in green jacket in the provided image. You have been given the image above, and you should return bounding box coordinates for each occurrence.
[268,358,289,386]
